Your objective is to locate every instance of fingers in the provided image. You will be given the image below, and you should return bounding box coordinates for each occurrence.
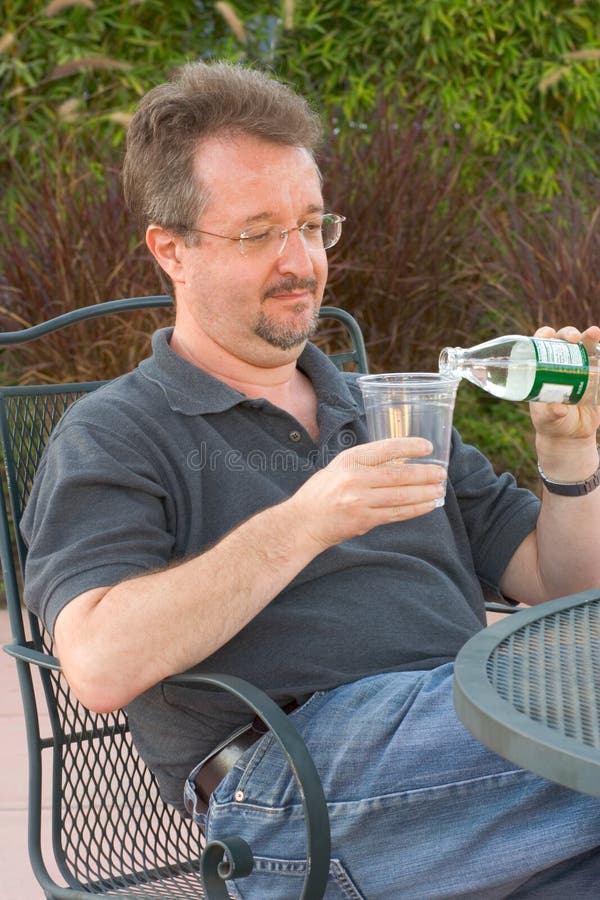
[580,326,600,353]
[534,324,600,346]
[332,441,448,520]
[389,500,443,521]
[331,437,447,498]
[368,460,447,491]
[333,437,435,469]
[371,479,447,514]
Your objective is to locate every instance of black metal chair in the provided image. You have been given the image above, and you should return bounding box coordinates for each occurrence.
[0,296,367,899]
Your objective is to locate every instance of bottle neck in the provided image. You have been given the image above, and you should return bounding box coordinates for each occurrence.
[438,346,462,375]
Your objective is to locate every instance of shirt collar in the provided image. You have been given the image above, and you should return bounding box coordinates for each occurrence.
[138,327,360,416]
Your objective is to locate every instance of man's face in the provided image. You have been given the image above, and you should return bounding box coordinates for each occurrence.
[175,133,328,366]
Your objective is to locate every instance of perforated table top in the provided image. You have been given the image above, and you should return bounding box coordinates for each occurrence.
[454,589,600,797]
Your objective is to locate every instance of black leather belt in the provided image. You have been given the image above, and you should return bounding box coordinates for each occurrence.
[193,700,301,815]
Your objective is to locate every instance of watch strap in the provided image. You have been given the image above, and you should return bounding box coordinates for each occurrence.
[537,447,600,496]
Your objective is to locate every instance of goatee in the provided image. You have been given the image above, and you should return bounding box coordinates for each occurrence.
[254,308,320,350]
[255,277,320,350]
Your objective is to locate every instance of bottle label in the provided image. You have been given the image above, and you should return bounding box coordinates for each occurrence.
[527,340,589,402]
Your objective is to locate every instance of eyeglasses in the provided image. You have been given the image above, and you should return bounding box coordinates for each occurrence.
[180,213,345,258]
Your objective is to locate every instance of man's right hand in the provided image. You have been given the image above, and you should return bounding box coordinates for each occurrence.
[290,438,447,551]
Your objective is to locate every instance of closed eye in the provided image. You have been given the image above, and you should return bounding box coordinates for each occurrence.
[242,228,273,244]
[302,219,323,233]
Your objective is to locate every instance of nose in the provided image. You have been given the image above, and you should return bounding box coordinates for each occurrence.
[276,226,315,277]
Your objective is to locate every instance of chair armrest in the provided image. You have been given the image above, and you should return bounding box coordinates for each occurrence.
[164,672,330,900]
[485,601,521,615]
[3,642,61,670]
[482,581,521,615]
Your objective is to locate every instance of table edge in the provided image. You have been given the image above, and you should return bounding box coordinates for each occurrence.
[454,588,600,797]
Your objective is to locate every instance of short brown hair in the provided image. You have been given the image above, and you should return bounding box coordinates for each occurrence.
[123,61,323,237]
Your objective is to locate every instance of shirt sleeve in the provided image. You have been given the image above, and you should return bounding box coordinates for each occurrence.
[20,419,176,636]
[448,429,540,595]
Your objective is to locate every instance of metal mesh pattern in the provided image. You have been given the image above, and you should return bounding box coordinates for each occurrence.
[45,641,204,896]
[3,388,205,896]
[486,599,600,749]
[6,391,85,517]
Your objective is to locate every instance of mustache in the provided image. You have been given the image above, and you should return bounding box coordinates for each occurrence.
[262,277,318,300]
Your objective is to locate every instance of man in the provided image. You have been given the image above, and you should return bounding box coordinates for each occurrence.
[22,61,600,897]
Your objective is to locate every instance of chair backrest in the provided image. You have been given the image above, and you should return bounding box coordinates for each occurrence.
[0,296,367,897]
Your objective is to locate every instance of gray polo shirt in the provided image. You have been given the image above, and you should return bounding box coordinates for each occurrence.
[21,327,540,812]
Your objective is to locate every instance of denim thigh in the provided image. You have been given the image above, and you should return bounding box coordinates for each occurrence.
[198,665,600,899]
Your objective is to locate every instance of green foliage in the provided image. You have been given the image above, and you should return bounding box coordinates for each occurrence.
[273,0,600,194]
[0,0,243,195]
[453,387,539,493]
[2,1,599,198]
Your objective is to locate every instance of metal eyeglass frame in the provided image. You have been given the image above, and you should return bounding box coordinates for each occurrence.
[176,213,346,257]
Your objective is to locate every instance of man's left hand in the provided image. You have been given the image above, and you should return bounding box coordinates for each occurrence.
[529,324,600,442]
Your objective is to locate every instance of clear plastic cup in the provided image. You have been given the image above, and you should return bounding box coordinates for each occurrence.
[358,372,460,507]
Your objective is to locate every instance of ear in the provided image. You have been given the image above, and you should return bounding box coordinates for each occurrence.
[146,225,186,284]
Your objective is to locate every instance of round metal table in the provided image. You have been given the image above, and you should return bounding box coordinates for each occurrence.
[454,589,600,797]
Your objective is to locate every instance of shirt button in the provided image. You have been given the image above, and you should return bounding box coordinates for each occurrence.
[289,430,302,442]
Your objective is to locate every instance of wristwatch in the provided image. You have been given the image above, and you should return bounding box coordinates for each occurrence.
[537,447,600,496]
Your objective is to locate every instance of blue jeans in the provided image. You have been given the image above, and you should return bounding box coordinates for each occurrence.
[184,665,600,898]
